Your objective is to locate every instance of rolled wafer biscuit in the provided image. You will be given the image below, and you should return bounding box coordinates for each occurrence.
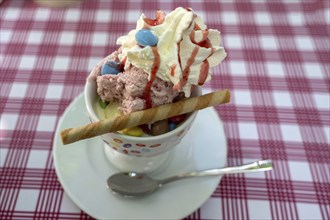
[61,89,230,145]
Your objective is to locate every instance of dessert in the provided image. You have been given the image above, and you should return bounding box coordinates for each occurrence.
[88,7,227,137]
[60,7,229,144]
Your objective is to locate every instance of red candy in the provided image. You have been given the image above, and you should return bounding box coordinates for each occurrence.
[169,114,186,124]
[139,124,151,135]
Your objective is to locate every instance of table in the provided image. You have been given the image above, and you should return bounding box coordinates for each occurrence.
[1,0,329,219]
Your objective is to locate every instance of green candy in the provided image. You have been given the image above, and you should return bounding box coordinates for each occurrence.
[98,98,109,109]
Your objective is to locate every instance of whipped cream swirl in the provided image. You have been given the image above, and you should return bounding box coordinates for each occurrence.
[117,7,227,96]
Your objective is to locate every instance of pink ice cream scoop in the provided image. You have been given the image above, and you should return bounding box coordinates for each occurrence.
[97,63,178,114]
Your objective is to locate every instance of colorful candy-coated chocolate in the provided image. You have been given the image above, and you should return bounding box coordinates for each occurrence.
[101,60,120,75]
[169,114,186,124]
[151,120,169,135]
[120,127,144,137]
[135,29,158,47]
[98,98,108,108]
[139,124,151,135]
[169,122,176,131]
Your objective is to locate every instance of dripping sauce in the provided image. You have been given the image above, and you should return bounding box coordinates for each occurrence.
[198,60,209,85]
[170,64,176,76]
[143,10,165,26]
[143,46,160,109]
[174,45,199,90]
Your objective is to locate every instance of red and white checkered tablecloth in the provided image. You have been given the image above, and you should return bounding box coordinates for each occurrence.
[1,0,329,219]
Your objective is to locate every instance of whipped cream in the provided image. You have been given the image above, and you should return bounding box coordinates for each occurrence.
[117,7,227,96]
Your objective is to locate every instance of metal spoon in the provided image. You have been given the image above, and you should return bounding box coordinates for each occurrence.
[107,159,272,197]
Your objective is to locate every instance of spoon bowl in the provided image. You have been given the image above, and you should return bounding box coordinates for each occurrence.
[107,159,273,197]
[108,173,159,197]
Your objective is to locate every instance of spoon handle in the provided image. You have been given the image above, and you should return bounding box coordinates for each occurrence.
[159,159,272,186]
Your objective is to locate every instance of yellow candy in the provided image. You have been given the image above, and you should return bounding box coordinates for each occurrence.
[119,127,144,137]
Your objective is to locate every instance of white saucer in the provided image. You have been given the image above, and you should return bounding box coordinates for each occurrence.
[53,93,227,220]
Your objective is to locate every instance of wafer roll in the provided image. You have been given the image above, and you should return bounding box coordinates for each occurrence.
[61,89,230,145]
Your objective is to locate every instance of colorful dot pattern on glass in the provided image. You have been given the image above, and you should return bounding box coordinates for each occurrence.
[101,128,188,156]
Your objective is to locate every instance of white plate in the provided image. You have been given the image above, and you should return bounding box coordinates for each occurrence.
[53,93,227,220]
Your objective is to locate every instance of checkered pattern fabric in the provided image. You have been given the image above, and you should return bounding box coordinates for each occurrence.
[1,0,329,219]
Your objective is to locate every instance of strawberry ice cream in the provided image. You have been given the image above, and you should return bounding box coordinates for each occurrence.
[96,63,179,114]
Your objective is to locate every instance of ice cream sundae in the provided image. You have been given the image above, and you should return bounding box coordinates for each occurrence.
[88,7,227,137]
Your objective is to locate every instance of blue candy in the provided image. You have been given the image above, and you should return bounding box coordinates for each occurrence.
[101,61,120,75]
[135,29,158,47]
[169,122,176,131]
